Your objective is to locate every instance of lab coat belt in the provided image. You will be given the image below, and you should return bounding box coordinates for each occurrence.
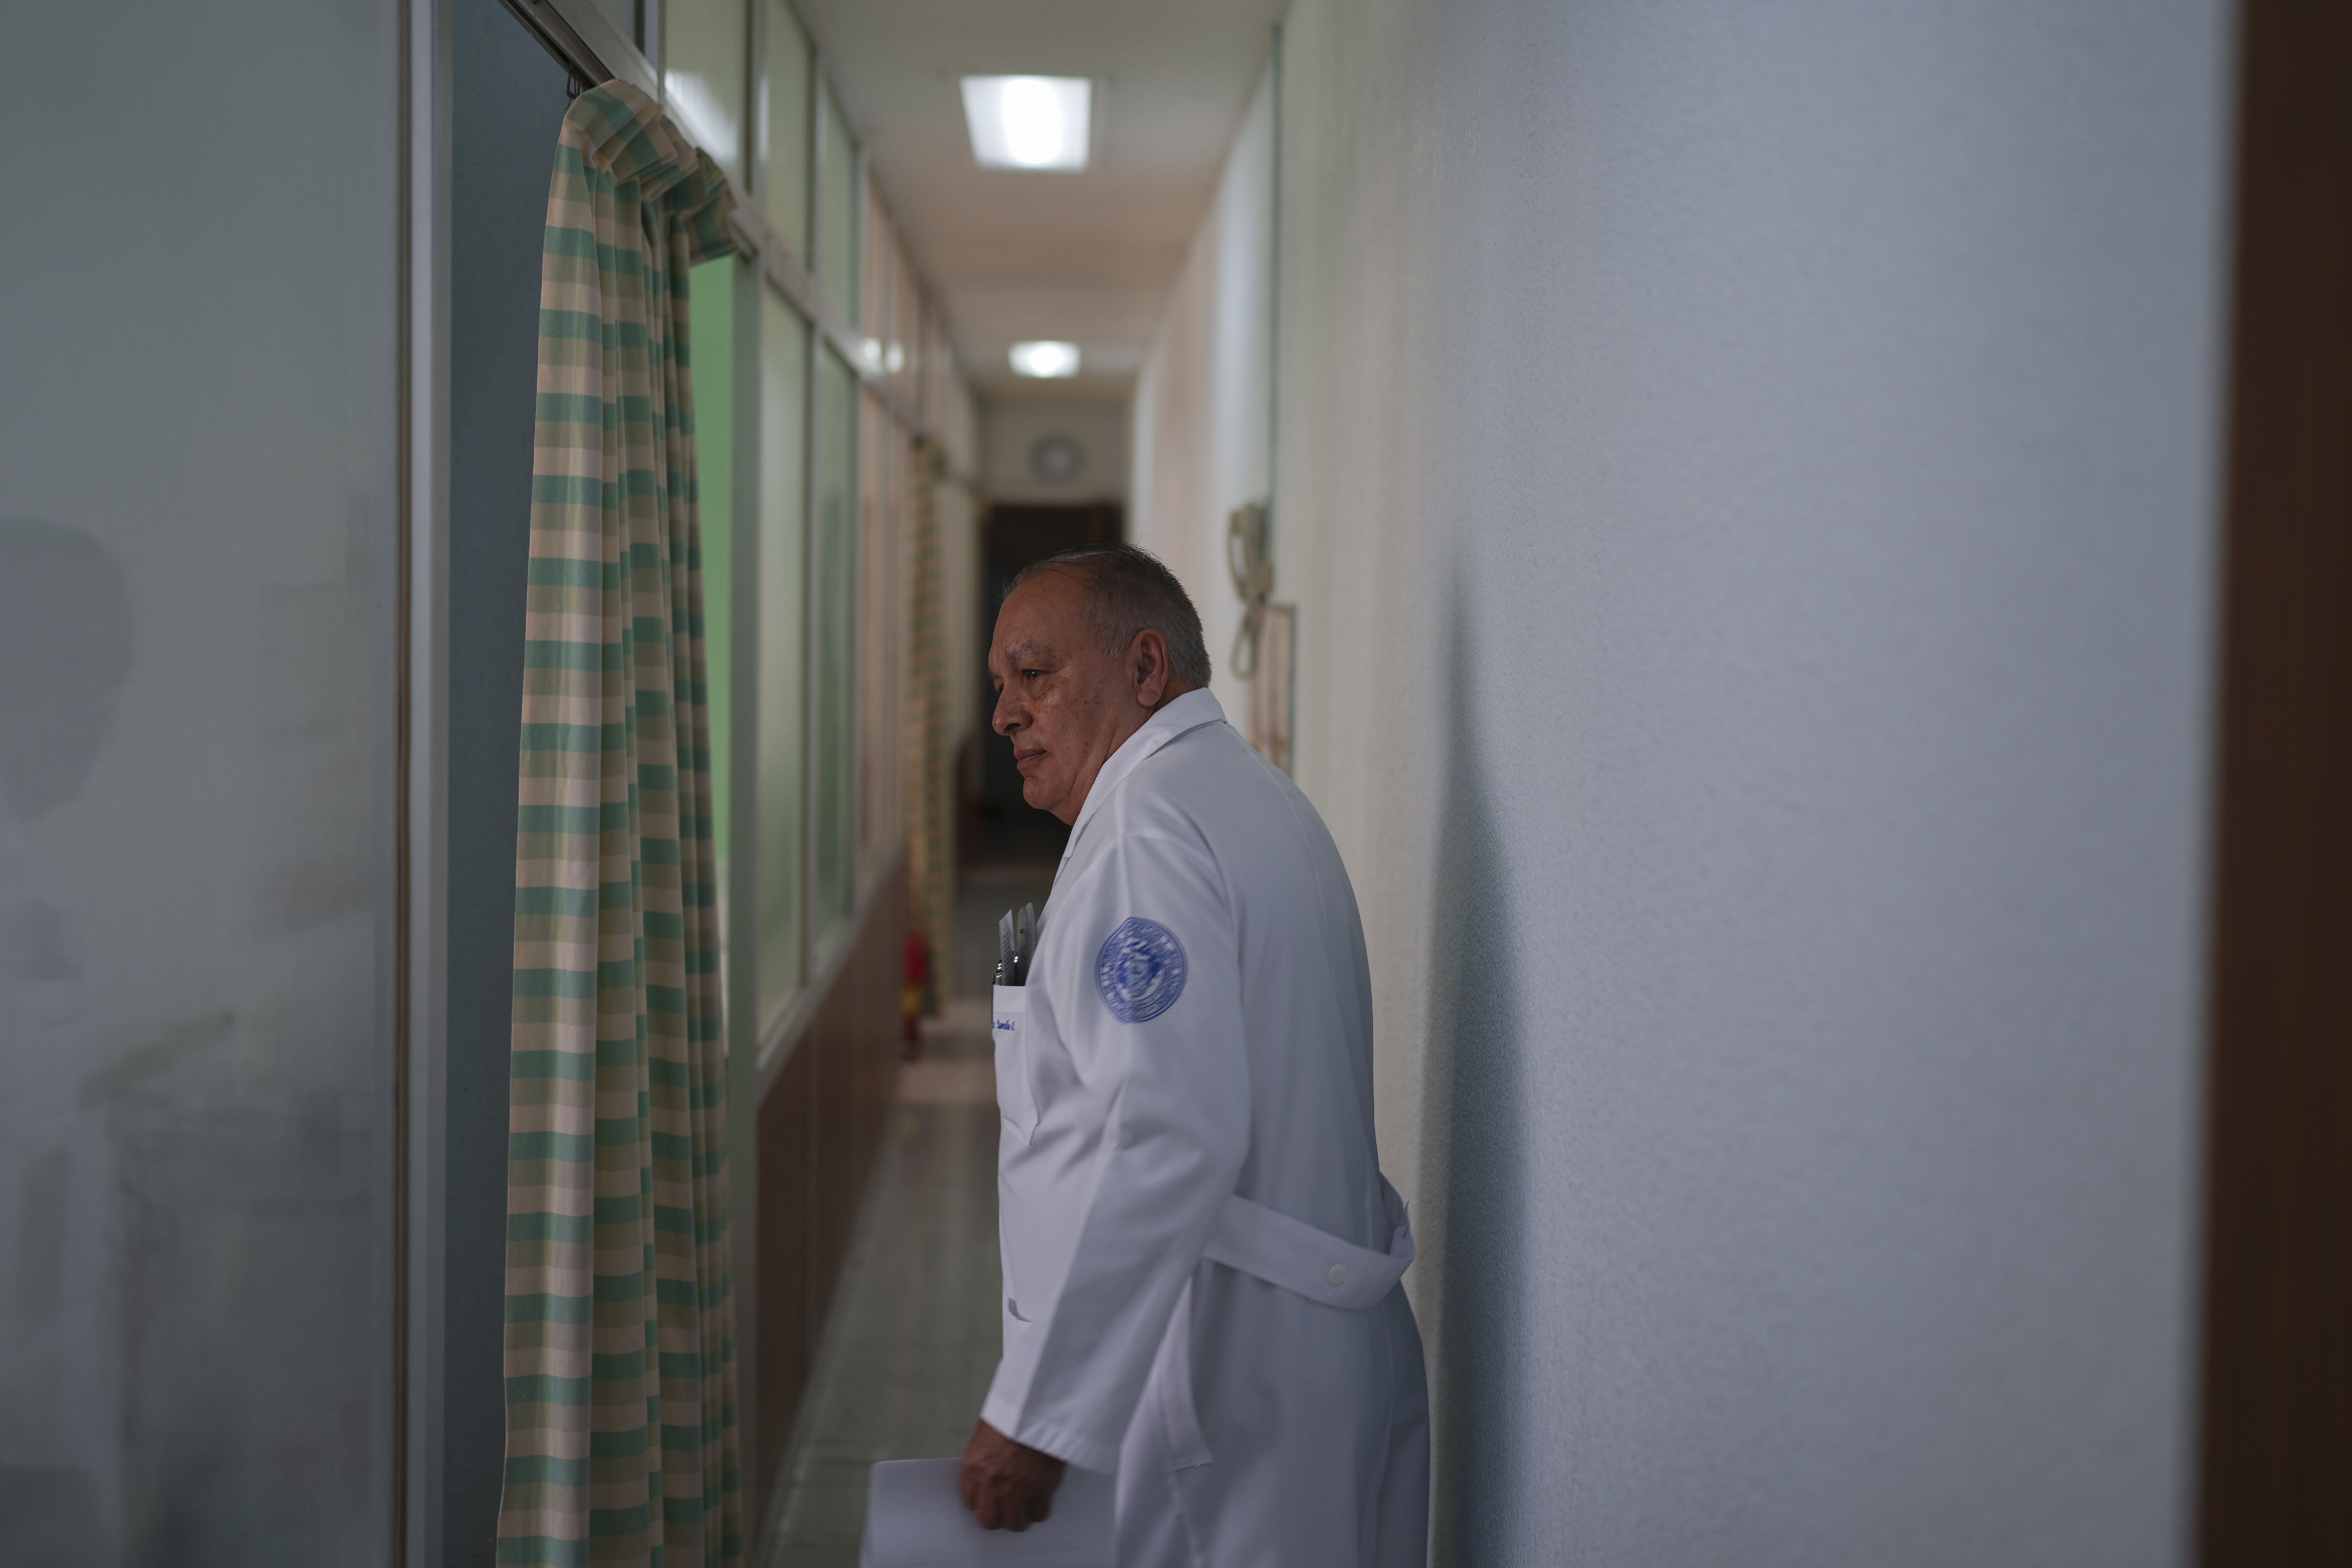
[1200,1179,1414,1309]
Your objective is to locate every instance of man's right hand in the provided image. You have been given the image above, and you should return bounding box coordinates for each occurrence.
[958,1419,1067,1531]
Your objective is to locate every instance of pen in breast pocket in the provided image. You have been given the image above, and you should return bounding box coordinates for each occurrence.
[996,903,1040,987]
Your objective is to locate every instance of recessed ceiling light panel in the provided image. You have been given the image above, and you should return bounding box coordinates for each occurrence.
[961,76,1092,171]
[1009,341,1080,378]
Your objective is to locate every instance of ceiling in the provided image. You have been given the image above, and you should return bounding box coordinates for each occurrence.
[801,0,1287,403]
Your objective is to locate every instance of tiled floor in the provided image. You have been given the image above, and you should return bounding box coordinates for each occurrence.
[760,865,1059,1567]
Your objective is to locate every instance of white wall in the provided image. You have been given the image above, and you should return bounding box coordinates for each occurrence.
[1130,2,2232,1562]
[978,398,1130,505]
[1129,67,1275,719]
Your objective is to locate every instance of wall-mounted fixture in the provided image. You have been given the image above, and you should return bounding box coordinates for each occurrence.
[1009,341,1080,378]
[1227,501,1292,772]
[1030,434,1083,485]
[961,76,1092,171]
[1227,501,1273,675]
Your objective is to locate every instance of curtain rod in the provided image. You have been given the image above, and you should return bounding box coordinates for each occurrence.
[499,0,659,106]
[491,0,977,470]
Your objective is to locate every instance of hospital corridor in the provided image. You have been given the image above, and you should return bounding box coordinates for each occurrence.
[0,0,2344,1564]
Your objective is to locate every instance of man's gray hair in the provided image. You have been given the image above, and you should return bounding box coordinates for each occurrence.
[1007,543,1212,687]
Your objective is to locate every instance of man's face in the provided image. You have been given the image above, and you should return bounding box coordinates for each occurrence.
[988,571,1139,824]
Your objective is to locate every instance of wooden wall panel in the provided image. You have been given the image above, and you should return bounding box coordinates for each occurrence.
[2196,1,2352,1561]
[745,863,909,1538]
[751,1037,814,1533]
[853,873,904,1200]
[812,980,861,1313]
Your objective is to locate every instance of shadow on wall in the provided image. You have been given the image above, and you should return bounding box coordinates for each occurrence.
[1420,576,1530,1564]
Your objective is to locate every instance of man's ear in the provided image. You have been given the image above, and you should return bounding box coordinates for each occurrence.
[1131,628,1171,708]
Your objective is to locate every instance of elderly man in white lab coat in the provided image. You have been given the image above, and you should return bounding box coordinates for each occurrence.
[958,545,1429,1567]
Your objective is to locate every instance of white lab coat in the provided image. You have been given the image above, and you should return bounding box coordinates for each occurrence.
[982,690,1429,1568]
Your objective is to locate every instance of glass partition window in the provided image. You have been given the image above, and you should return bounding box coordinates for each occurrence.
[665,0,749,182]
[816,82,860,322]
[891,249,922,406]
[856,401,901,889]
[0,3,399,1561]
[861,196,895,364]
[585,0,634,41]
[756,287,810,1027]
[760,0,811,261]
[688,258,737,913]
[812,347,858,942]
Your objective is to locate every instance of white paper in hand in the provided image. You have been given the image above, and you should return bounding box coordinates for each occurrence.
[860,1458,1114,1568]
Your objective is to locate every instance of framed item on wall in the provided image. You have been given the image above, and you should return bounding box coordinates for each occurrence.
[1249,603,1293,774]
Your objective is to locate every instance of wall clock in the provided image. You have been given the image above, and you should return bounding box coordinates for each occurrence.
[1029,434,1083,485]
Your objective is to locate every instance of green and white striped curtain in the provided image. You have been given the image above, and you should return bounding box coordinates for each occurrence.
[501,81,743,1568]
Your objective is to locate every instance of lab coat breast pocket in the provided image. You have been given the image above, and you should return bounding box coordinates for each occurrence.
[991,985,1038,1141]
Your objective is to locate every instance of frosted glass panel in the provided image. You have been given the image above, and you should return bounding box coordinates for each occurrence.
[586,0,635,42]
[813,348,858,941]
[689,258,735,907]
[816,83,860,322]
[665,0,748,180]
[856,398,897,888]
[761,0,811,259]
[0,3,398,1564]
[757,288,810,1026]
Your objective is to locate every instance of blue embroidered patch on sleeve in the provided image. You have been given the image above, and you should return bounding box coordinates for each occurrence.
[1095,917,1188,1023]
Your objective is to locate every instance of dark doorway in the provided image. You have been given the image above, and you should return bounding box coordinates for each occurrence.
[968,501,1123,865]
[2195,1,2352,1561]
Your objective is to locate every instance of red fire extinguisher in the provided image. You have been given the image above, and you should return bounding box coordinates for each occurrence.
[902,929,930,1060]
